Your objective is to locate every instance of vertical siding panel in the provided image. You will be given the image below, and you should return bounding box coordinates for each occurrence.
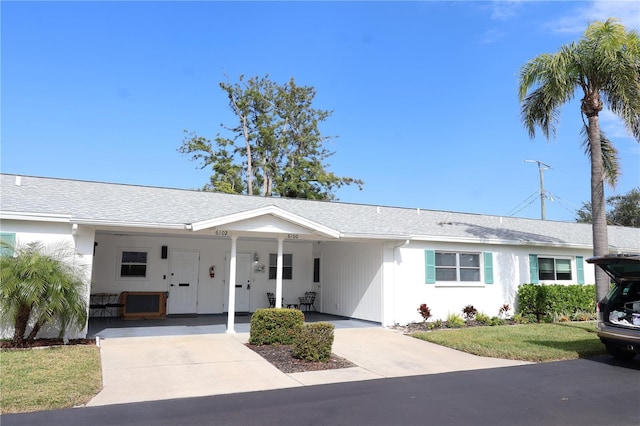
[320,241,382,322]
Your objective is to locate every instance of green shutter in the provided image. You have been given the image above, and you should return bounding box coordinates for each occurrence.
[576,256,585,285]
[0,233,16,257]
[484,252,493,284]
[529,254,539,284]
[425,250,436,284]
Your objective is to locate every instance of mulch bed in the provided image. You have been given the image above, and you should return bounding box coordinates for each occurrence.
[247,344,355,374]
[393,319,517,334]
[1,338,96,350]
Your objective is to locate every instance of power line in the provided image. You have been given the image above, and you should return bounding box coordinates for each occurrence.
[505,191,540,217]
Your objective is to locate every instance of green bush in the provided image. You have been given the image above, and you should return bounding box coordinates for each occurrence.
[516,284,596,322]
[249,308,305,345]
[475,312,491,325]
[293,322,335,362]
[446,312,465,328]
[489,316,505,326]
[428,319,443,330]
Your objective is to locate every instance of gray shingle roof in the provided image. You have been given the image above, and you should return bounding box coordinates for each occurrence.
[1,174,638,251]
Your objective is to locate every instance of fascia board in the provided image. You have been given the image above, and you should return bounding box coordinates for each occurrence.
[72,218,189,230]
[411,234,593,249]
[0,211,72,223]
[190,205,340,238]
[339,233,413,241]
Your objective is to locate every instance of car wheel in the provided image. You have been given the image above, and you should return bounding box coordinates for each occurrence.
[605,345,636,360]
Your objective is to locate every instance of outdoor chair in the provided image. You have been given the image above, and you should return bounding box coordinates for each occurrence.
[298,291,316,312]
[267,292,276,308]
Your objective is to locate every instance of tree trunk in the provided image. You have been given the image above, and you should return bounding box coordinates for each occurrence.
[241,115,253,196]
[12,304,31,346]
[587,115,610,301]
[26,321,43,343]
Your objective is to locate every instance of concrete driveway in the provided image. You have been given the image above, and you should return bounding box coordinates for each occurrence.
[87,326,529,406]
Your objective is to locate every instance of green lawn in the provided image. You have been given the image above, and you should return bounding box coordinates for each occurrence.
[412,321,606,362]
[0,345,102,414]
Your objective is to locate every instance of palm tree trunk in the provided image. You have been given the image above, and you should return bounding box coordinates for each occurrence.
[26,321,44,343]
[12,304,31,345]
[587,116,610,301]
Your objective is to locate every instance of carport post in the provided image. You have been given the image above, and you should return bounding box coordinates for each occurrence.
[226,234,238,334]
[275,236,284,308]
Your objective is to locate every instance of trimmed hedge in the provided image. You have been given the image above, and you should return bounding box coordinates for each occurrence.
[293,322,335,362]
[516,284,596,322]
[249,308,305,345]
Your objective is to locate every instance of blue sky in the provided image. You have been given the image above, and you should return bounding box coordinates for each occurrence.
[2,1,639,222]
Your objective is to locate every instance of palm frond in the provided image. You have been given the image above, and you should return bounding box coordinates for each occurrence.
[581,125,620,187]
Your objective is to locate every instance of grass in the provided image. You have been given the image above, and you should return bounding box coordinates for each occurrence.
[412,321,607,362]
[0,345,102,414]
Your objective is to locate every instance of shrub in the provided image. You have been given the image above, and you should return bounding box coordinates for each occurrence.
[489,316,505,326]
[516,284,596,321]
[475,312,491,325]
[570,310,597,322]
[462,305,477,321]
[293,322,335,362]
[417,303,432,322]
[428,319,443,330]
[512,313,530,324]
[446,313,465,328]
[249,308,304,345]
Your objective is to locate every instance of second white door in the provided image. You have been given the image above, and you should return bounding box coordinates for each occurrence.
[226,252,252,312]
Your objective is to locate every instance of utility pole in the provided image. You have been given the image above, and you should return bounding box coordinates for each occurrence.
[525,160,551,220]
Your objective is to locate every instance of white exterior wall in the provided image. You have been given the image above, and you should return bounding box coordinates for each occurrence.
[391,241,597,325]
[92,233,314,314]
[319,241,383,323]
[0,220,95,339]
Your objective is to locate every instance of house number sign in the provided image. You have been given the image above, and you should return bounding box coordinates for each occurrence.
[215,230,229,236]
[287,234,299,239]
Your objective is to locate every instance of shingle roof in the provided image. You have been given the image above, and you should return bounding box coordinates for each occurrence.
[1,174,638,251]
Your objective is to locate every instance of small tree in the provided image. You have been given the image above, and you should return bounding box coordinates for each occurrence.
[0,241,88,346]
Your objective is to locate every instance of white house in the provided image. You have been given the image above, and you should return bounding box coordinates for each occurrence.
[1,174,638,338]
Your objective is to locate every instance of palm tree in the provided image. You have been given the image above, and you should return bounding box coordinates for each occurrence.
[0,241,88,346]
[518,19,640,301]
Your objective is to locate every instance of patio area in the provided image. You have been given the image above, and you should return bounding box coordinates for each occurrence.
[88,312,380,339]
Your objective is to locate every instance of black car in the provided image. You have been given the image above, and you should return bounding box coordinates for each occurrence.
[587,253,640,360]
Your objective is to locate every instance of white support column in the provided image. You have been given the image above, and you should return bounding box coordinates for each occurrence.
[226,234,238,334]
[275,236,284,308]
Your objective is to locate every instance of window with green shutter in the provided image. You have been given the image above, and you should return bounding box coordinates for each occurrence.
[425,250,436,284]
[576,256,585,284]
[530,254,574,282]
[484,252,493,284]
[529,254,539,284]
[0,233,16,257]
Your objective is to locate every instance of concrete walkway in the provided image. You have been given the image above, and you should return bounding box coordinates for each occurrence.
[87,327,529,406]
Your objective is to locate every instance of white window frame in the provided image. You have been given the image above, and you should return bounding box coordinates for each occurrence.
[435,251,481,283]
[117,248,150,279]
[538,256,573,282]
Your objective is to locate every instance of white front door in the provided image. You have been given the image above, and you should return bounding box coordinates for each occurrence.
[226,252,251,312]
[168,250,199,314]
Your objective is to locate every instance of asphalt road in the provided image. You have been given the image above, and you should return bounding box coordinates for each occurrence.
[4,356,639,426]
